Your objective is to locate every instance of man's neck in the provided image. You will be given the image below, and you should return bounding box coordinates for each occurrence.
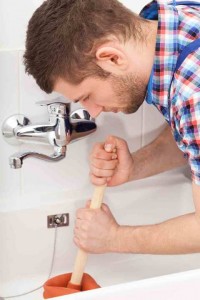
[126,19,157,85]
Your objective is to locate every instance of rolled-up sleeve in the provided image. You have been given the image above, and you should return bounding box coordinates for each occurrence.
[178,92,200,185]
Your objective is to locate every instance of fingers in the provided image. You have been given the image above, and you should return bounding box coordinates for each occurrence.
[92,157,118,170]
[91,143,117,161]
[90,173,111,185]
[101,203,112,215]
[89,136,132,186]
[91,161,117,177]
[90,138,119,185]
[105,135,129,154]
[74,218,90,232]
[76,207,92,220]
[74,208,94,249]
[85,200,91,208]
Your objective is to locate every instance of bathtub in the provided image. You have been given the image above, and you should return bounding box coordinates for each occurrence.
[1,166,200,300]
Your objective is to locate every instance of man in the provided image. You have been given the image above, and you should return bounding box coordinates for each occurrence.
[24,0,200,254]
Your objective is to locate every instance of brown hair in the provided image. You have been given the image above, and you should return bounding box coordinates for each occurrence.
[24,0,145,93]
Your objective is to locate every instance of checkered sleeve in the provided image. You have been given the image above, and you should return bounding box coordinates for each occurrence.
[179,92,200,185]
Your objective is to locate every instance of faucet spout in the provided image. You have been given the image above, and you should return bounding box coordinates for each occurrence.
[2,98,97,168]
[16,124,56,144]
[9,146,66,169]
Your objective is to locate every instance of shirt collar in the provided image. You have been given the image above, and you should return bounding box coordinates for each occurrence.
[140,1,179,106]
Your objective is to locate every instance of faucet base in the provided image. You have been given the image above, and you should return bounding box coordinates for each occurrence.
[2,114,30,145]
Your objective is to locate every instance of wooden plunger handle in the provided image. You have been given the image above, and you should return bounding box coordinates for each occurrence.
[70,185,106,285]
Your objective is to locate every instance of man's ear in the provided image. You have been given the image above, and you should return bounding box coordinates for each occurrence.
[96,46,129,73]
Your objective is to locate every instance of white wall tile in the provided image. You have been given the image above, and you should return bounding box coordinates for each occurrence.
[19,51,49,121]
[0,0,43,49]
[0,51,19,122]
[120,0,150,13]
[0,51,21,207]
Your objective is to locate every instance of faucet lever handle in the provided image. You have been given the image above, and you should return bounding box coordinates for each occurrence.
[36,97,71,117]
[36,96,70,106]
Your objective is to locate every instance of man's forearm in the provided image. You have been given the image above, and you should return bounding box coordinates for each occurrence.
[116,212,200,254]
[113,168,200,255]
[130,126,188,181]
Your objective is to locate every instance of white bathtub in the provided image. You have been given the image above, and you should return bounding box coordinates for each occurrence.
[1,166,200,300]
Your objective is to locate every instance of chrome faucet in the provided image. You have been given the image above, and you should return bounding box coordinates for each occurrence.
[2,97,96,168]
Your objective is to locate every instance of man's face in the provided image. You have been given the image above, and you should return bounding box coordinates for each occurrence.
[54,72,147,118]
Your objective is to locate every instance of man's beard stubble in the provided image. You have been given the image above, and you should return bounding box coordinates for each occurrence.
[110,73,147,114]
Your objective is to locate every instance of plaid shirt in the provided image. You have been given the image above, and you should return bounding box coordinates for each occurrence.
[140,1,200,185]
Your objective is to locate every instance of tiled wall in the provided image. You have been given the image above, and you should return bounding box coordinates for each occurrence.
[0,0,165,210]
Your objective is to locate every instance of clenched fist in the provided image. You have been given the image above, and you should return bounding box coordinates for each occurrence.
[90,136,134,186]
[74,201,120,253]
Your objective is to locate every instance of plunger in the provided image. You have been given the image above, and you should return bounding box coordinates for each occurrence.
[43,185,106,298]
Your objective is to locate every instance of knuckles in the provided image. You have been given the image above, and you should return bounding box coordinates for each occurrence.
[92,158,118,170]
[89,173,107,185]
[76,208,95,222]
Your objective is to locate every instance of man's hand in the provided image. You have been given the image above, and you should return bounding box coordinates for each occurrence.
[90,136,134,186]
[89,127,188,187]
[74,201,120,253]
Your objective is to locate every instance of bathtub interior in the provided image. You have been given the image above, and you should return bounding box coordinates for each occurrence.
[1,166,200,300]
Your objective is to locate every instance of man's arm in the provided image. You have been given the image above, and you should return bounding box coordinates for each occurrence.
[130,126,188,181]
[74,183,200,254]
[90,126,188,187]
[116,182,200,254]
[75,128,200,254]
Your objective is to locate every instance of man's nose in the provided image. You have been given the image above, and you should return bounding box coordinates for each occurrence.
[83,102,103,118]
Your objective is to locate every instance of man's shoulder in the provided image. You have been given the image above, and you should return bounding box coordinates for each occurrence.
[177,4,200,48]
[172,47,200,103]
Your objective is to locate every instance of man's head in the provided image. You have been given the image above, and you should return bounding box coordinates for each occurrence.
[24,0,156,117]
